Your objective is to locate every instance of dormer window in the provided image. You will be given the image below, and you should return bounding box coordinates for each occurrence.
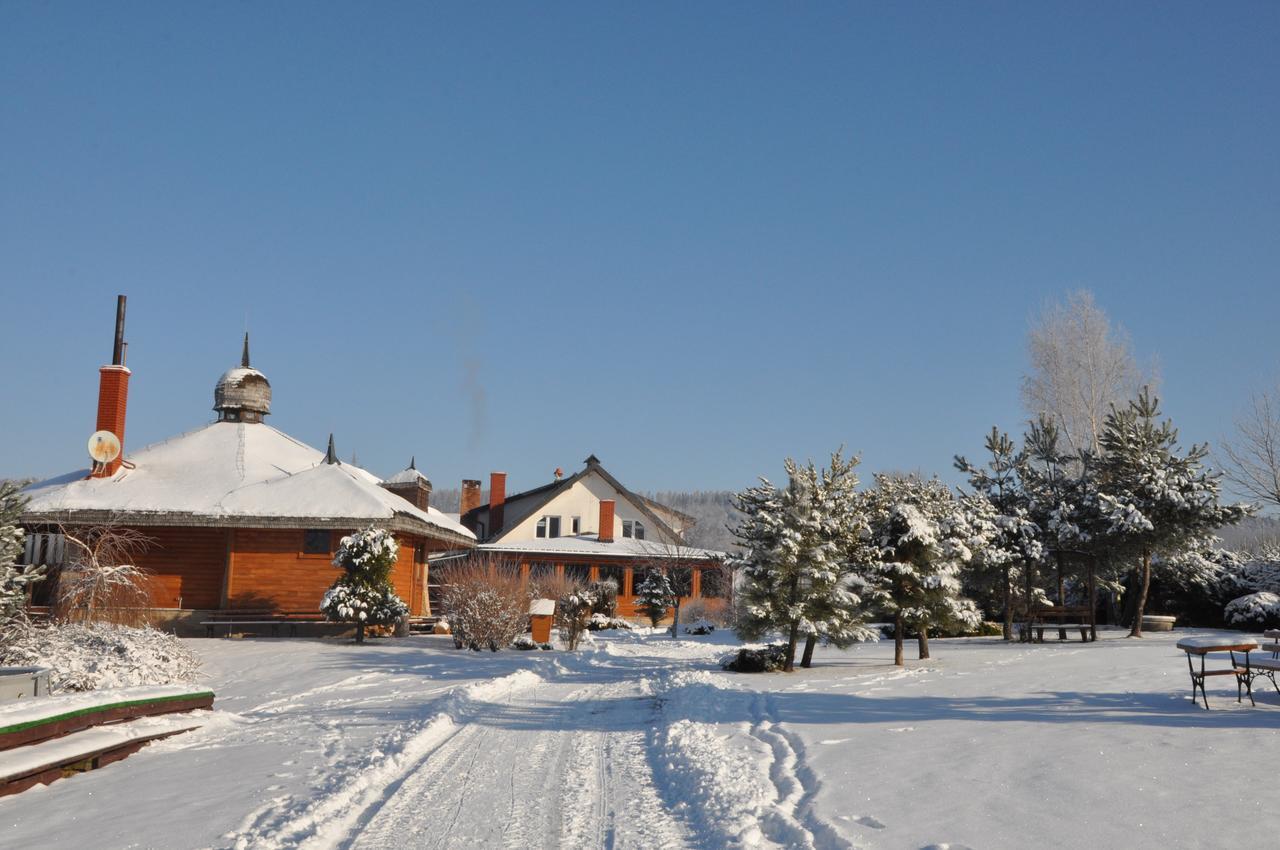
[571,516,581,535]
[536,516,562,538]
[622,520,645,540]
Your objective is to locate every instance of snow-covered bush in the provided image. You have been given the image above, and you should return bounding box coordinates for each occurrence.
[1224,592,1280,630]
[721,644,789,673]
[1,620,200,693]
[557,584,596,650]
[440,557,528,651]
[1,480,44,638]
[320,526,408,643]
[587,613,632,631]
[586,579,619,617]
[683,618,716,635]
[512,635,538,650]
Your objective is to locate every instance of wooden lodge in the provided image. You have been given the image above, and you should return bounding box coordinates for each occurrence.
[19,307,474,633]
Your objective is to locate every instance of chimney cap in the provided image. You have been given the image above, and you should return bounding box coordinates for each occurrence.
[584,454,601,467]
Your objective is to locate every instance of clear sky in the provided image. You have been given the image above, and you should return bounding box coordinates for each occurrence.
[2,3,1277,496]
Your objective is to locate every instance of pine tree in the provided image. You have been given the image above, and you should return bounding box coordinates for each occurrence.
[635,569,675,627]
[1095,389,1251,636]
[731,450,877,672]
[1,481,43,631]
[865,475,984,665]
[956,428,1043,640]
[320,526,409,643]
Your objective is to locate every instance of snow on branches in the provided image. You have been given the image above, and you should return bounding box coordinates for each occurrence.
[320,525,408,643]
[731,450,877,672]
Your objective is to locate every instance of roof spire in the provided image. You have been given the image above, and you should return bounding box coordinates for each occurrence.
[241,332,251,368]
[409,456,416,470]
[325,434,340,465]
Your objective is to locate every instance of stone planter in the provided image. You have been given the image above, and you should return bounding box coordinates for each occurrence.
[1142,614,1176,632]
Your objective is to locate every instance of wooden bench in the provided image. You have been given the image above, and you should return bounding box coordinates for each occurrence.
[201,611,327,637]
[1021,606,1095,643]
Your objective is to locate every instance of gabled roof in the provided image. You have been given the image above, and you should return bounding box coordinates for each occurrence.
[21,421,473,544]
[463,455,683,544]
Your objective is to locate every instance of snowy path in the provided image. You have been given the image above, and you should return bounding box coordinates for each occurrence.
[344,671,691,850]
[9,628,1278,850]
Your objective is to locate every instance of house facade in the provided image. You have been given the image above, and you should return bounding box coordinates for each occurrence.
[459,456,726,618]
[19,311,473,630]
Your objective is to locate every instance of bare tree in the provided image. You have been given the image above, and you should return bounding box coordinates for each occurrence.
[56,524,155,626]
[1022,290,1152,456]
[1220,385,1280,513]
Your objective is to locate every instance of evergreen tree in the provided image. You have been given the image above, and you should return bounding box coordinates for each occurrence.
[955,428,1043,639]
[320,526,409,644]
[1,481,43,631]
[865,475,984,665]
[1022,415,1100,636]
[635,569,675,627]
[1095,389,1251,636]
[731,451,877,672]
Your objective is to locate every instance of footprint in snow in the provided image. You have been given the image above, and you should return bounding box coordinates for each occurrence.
[838,815,887,830]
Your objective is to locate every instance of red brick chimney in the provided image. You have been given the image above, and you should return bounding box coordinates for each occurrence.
[489,472,507,535]
[460,479,482,532]
[92,296,130,478]
[598,499,615,543]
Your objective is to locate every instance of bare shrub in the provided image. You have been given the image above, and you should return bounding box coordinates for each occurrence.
[439,555,528,651]
[55,525,156,627]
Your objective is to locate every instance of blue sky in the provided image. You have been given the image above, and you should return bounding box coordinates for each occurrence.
[2,3,1277,495]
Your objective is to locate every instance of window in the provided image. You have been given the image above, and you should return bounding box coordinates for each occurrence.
[528,562,555,582]
[564,563,591,584]
[597,564,626,593]
[22,533,66,567]
[571,516,581,535]
[699,566,727,599]
[622,520,645,540]
[303,530,330,555]
[671,568,692,597]
[536,516,562,539]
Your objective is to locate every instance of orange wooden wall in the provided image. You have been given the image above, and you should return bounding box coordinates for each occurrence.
[125,526,437,615]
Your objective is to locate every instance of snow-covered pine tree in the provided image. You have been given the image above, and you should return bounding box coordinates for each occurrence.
[320,526,409,644]
[1021,415,1102,636]
[955,428,1043,640]
[731,451,877,671]
[1095,388,1251,637]
[1,481,43,634]
[635,569,675,627]
[865,475,984,665]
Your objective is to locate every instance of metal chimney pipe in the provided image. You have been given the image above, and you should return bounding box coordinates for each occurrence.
[112,295,127,366]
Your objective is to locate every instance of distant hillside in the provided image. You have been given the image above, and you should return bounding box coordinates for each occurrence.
[1218,514,1280,553]
[429,487,741,552]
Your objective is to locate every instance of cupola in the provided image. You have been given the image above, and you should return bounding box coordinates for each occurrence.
[214,333,272,423]
[382,457,433,510]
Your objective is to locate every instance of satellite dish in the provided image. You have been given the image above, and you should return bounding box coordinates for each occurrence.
[88,431,122,464]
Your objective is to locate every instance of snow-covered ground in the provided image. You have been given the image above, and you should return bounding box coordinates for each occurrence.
[4,628,1278,849]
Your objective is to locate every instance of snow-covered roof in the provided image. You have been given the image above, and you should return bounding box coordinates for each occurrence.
[479,534,722,561]
[384,466,430,486]
[529,599,555,616]
[21,421,474,543]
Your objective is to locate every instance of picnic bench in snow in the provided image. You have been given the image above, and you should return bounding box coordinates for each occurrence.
[1176,637,1258,709]
[1238,631,1280,699]
[1020,606,1095,643]
[0,686,213,796]
[201,610,327,637]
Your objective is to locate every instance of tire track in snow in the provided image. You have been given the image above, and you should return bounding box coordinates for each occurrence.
[226,669,542,850]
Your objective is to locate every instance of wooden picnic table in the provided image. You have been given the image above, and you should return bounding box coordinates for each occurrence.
[1176,637,1259,710]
